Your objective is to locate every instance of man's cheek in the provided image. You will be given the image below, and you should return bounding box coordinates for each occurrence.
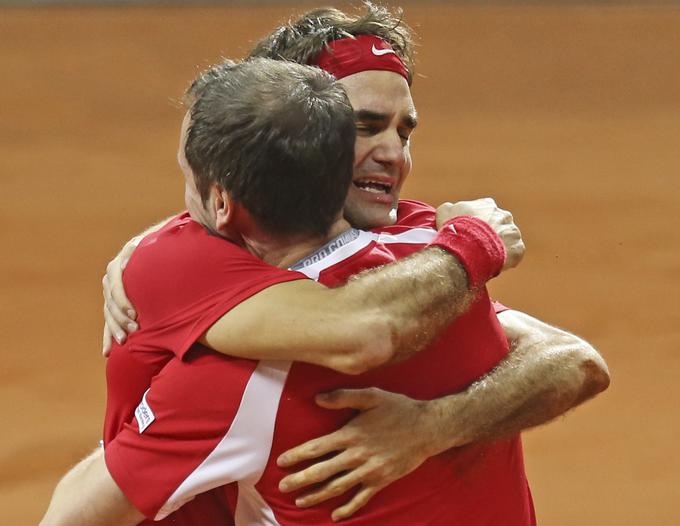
[352,137,371,168]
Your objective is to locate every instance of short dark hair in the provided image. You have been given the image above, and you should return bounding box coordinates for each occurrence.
[248,2,416,85]
[184,58,356,237]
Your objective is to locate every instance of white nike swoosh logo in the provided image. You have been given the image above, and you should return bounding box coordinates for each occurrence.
[371,45,396,57]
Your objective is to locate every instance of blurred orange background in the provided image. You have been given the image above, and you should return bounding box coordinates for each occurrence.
[1,2,678,524]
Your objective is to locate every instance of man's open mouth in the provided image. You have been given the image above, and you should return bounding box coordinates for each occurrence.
[353,179,393,194]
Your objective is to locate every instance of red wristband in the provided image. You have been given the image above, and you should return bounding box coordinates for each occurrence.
[429,216,506,289]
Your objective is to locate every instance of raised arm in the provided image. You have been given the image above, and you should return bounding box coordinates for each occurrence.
[275,309,610,520]
[40,448,142,526]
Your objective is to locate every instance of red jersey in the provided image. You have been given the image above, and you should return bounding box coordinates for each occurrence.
[105,201,535,525]
[103,212,305,525]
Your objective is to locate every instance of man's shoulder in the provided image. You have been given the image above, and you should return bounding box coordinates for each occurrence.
[129,213,263,279]
[138,213,239,258]
[122,212,299,320]
[367,199,437,253]
[395,199,436,229]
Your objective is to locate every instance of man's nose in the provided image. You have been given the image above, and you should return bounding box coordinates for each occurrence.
[372,131,406,168]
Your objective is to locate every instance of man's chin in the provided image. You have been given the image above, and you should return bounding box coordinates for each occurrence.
[344,201,396,230]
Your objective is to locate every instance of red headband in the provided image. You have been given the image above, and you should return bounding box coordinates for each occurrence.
[312,34,409,82]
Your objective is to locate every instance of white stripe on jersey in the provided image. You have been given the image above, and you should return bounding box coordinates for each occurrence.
[293,227,436,279]
[376,227,436,246]
[234,484,282,526]
[293,229,375,280]
[155,360,291,522]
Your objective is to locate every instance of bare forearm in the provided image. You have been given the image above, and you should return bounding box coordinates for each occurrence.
[337,213,512,368]
[204,217,507,373]
[346,215,509,366]
[426,310,610,451]
[202,248,475,374]
[338,247,475,363]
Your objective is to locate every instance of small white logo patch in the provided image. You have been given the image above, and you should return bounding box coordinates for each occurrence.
[371,44,396,57]
[135,389,155,433]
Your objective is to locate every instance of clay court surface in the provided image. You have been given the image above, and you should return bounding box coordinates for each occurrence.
[1,2,678,524]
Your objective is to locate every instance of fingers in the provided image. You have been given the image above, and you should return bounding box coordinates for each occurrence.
[100,237,141,354]
[103,272,136,336]
[103,301,127,346]
[331,485,379,522]
[278,430,347,468]
[279,449,363,495]
[435,201,456,229]
[100,236,143,355]
[496,221,525,271]
[102,324,112,357]
[438,197,525,273]
[119,238,139,269]
[436,197,499,229]
[484,206,524,271]
[106,258,136,322]
[294,463,368,509]
[506,237,525,269]
[315,388,383,411]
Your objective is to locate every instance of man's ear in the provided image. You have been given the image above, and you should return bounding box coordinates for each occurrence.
[213,185,234,231]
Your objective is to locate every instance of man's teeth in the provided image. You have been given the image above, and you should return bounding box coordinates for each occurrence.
[355,181,391,194]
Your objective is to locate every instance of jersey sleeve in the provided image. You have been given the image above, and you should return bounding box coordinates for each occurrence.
[105,350,287,520]
[123,216,307,359]
[394,199,436,229]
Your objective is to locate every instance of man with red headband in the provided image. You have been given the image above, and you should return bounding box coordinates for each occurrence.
[42,55,535,526]
[60,4,608,526]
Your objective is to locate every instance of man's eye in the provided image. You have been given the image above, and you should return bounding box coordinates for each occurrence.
[356,124,379,135]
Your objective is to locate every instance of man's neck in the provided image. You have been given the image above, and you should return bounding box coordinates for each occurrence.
[242,218,353,269]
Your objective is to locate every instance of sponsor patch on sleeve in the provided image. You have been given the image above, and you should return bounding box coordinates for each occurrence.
[134,388,156,433]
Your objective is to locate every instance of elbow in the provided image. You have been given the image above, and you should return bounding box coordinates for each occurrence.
[583,351,611,396]
[573,344,610,402]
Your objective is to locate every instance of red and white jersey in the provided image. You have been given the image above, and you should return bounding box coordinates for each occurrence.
[103,212,305,526]
[106,200,535,525]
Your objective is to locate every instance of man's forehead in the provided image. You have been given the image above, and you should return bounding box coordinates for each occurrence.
[339,71,417,122]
